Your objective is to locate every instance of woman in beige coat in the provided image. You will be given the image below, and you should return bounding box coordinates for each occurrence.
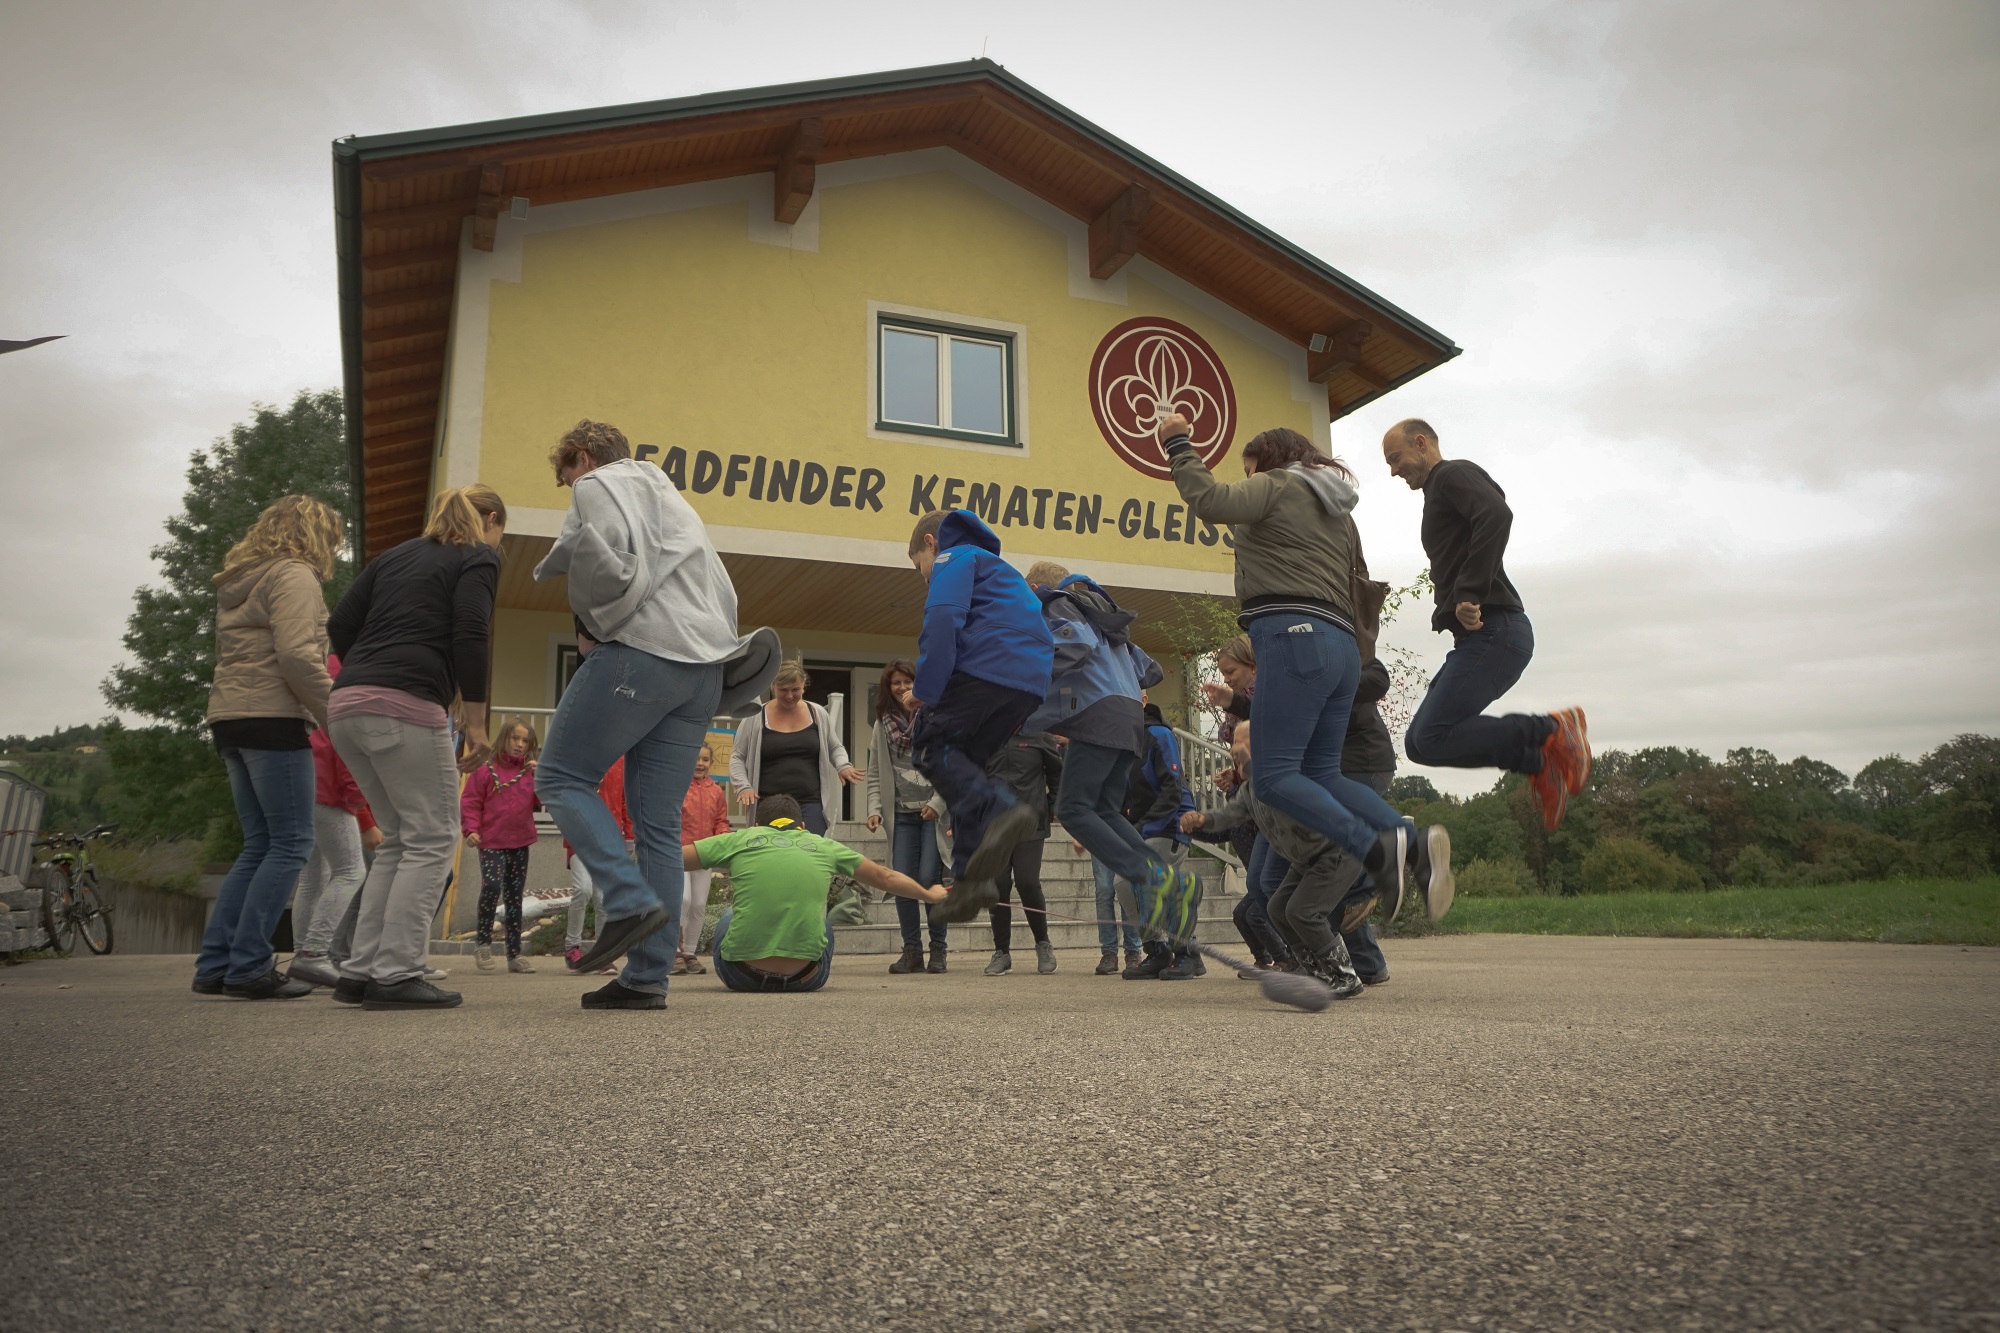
[193,495,343,1000]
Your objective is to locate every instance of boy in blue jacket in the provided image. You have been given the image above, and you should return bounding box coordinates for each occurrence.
[907,510,1055,922]
[1023,561,1203,946]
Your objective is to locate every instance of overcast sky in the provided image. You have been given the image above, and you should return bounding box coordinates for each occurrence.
[2,0,1994,792]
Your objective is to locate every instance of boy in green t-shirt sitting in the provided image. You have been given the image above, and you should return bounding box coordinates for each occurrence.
[697,794,947,995]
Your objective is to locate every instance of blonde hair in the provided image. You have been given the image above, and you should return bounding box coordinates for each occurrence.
[424,484,507,546]
[773,660,810,690]
[216,495,345,586]
[548,419,631,481]
[1218,634,1255,668]
[1024,560,1069,589]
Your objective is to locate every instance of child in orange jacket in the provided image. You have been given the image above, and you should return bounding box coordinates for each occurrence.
[674,744,735,974]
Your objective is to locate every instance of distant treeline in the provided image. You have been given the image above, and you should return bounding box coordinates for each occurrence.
[1389,735,2000,896]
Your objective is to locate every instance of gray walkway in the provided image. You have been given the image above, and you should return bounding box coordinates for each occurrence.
[1,937,1994,1332]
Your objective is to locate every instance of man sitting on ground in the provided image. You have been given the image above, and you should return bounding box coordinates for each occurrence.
[691,794,948,996]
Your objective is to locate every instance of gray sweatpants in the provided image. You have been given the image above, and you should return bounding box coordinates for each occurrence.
[328,714,458,986]
[1267,842,1365,956]
[292,804,366,958]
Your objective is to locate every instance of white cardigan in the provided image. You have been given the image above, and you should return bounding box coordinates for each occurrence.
[729,701,852,817]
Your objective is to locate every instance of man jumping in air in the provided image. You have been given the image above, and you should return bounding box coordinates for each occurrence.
[1381,419,1590,828]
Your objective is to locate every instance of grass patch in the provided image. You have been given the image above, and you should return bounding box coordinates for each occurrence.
[89,839,203,896]
[1439,877,1999,946]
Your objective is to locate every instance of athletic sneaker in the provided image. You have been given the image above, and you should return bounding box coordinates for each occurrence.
[565,945,585,971]
[579,979,665,1010]
[984,950,1013,976]
[1550,708,1592,794]
[1191,951,1206,976]
[1410,824,1455,923]
[1122,945,1170,980]
[332,976,366,1005]
[474,944,496,972]
[1366,826,1409,922]
[1528,743,1569,831]
[508,957,535,974]
[1140,863,1202,943]
[1158,952,1200,981]
[1094,950,1120,975]
[1035,941,1058,974]
[286,953,339,988]
[361,978,463,1010]
[423,966,450,981]
[1337,893,1379,937]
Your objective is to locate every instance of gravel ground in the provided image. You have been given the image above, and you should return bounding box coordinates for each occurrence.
[1,936,1995,1332]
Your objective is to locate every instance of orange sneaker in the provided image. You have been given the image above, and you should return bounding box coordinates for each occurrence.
[1550,708,1591,794]
[1529,733,1569,831]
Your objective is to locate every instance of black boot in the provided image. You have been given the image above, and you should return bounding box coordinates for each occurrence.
[1122,942,1170,980]
[1159,949,1200,980]
[1364,826,1409,922]
[925,942,949,974]
[1299,939,1365,1000]
[888,942,925,974]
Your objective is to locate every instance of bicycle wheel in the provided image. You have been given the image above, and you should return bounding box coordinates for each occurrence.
[77,876,114,955]
[41,867,77,955]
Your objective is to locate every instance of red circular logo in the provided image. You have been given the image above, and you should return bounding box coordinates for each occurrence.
[1088,316,1237,480]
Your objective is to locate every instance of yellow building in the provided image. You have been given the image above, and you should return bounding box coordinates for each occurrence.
[332,61,1456,820]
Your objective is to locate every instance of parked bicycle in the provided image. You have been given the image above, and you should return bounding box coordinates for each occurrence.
[35,823,117,955]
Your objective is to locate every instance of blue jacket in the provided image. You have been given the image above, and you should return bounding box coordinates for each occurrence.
[1024,574,1164,755]
[1124,707,1197,843]
[915,511,1054,705]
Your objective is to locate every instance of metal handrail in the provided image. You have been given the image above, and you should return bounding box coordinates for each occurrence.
[1173,726,1242,872]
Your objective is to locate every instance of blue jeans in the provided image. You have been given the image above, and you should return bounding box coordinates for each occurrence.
[911,673,1043,880]
[1247,613,1408,860]
[710,907,833,993]
[198,746,316,985]
[889,810,946,946]
[1340,769,1393,978]
[1090,857,1140,954]
[1055,740,1158,885]
[1406,609,1553,774]
[1233,833,1291,964]
[538,643,722,997]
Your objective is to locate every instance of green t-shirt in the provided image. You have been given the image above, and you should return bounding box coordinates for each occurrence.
[695,825,863,963]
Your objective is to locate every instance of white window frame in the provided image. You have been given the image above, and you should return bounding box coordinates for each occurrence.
[865,301,1030,456]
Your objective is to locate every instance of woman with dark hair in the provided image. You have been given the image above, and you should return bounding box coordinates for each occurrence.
[864,659,950,974]
[1161,416,1453,927]
[324,484,505,1010]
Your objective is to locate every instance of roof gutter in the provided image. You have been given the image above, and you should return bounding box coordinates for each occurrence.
[331,137,367,552]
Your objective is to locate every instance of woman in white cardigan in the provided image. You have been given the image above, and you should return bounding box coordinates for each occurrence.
[728,660,864,836]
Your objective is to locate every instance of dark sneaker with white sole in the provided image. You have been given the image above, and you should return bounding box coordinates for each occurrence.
[569,907,669,974]
[983,950,1012,976]
[1412,824,1455,922]
[580,980,666,1010]
[225,969,315,1000]
[1366,825,1409,922]
[361,978,463,1009]
[1035,941,1058,974]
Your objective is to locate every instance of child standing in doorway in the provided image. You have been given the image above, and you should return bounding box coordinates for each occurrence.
[462,719,541,973]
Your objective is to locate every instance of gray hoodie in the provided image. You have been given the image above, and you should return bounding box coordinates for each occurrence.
[1168,442,1361,625]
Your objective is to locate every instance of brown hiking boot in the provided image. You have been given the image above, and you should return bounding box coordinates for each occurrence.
[887,943,924,974]
[925,943,948,974]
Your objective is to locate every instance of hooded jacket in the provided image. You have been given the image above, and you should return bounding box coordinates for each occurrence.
[1124,704,1197,843]
[914,511,1053,706]
[1165,439,1361,628]
[207,558,334,730]
[1023,575,1164,756]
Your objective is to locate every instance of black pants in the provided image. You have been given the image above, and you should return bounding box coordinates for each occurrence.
[911,673,1043,881]
[475,846,529,958]
[990,839,1049,950]
[1267,843,1364,957]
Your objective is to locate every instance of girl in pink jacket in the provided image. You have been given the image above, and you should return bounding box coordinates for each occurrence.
[462,720,541,972]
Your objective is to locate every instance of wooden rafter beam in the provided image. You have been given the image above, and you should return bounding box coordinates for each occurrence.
[360,317,449,348]
[363,198,471,232]
[471,163,506,252]
[362,349,446,376]
[1087,184,1152,280]
[366,281,455,313]
[773,116,826,225]
[362,425,437,451]
[1306,319,1373,383]
[361,245,457,274]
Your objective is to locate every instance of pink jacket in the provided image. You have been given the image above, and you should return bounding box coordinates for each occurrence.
[461,754,541,850]
[681,776,733,848]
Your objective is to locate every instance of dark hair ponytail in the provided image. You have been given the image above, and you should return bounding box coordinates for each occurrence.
[1242,427,1353,480]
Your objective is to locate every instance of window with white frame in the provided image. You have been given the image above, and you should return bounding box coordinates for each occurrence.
[876,315,1017,446]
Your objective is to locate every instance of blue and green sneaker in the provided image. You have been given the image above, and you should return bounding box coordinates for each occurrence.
[1140,862,1204,944]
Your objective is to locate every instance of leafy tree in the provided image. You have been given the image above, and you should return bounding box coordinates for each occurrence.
[102,389,353,731]
[1387,774,1441,804]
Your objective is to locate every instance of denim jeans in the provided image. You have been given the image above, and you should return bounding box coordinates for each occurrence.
[1340,769,1393,977]
[1247,613,1408,860]
[1090,857,1140,954]
[1405,609,1553,774]
[889,810,946,946]
[198,746,316,985]
[538,643,722,997]
[710,907,833,993]
[1232,833,1291,964]
[1054,740,1157,885]
[293,804,365,957]
[911,673,1043,881]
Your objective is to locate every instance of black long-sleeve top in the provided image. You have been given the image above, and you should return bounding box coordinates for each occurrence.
[1225,655,1396,776]
[987,732,1064,838]
[1421,459,1524,632]
[327,537,501,708]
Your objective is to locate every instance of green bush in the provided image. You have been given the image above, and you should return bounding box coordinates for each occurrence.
[1726,844,1787,887]
[1579,835,1704,894]
[1455,856,1539,898]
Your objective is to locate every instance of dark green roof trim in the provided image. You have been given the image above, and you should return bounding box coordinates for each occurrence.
[332,149,368,545]
[333,59,1461,540]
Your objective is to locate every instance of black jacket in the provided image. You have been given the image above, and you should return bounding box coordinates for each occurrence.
[1421,459,1524,633]
[328,537,501,708]
[986,732,1064,838]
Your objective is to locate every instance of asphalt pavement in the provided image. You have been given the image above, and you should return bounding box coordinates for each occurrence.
[1,936,1995,1332]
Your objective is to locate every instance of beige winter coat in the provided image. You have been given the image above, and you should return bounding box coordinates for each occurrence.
[205,558,334,729]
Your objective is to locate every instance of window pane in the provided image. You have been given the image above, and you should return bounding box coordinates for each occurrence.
[882,328,939,425]
[949,337,1006,435]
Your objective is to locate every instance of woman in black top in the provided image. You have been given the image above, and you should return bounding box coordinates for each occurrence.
[324,484,504,1010]
[727,661,863,837]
